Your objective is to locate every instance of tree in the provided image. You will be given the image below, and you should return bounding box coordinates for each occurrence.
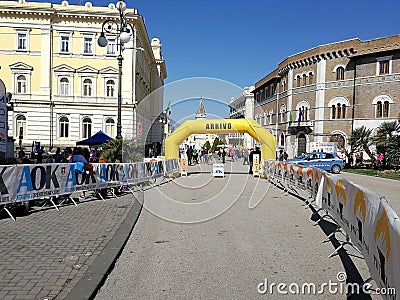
[211,137,220,151]
[373,121,400,161]
[203,140,211,149]
[376,120,400,167]
[350,126,375,165]
[102,139,143,163]
[386,134,400,167]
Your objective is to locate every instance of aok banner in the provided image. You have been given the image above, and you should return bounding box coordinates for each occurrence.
[0,159,179,205]
[317,173,400,299]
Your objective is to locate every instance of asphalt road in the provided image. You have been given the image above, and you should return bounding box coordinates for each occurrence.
[95,161,378,299]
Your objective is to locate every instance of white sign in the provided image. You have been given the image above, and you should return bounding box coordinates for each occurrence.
[310,142,337,153]
[212,163,224,177]
[253,154,260,177]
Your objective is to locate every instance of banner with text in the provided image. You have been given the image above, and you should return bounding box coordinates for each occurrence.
[0,158,180,205]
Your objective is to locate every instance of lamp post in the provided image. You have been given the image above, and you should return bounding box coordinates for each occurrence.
[98,0,134,140]
[158,111,168,155]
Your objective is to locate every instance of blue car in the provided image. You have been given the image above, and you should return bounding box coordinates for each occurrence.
[288,152,343,174]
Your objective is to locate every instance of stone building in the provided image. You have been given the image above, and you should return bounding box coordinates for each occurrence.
[253,35,400,158]
[0,0,167,154]
[228,86,255,149]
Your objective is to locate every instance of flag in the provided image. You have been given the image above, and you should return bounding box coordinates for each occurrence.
[297,109,303,122]
[167,101,171,115]
[289,111,293,121]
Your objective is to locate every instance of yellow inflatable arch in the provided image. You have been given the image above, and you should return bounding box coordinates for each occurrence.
[165,118,276,160]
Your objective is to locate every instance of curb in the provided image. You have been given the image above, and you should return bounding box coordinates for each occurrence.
[64,194,143,300]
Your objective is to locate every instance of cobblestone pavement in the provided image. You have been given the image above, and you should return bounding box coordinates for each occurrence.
[0,192,142,300]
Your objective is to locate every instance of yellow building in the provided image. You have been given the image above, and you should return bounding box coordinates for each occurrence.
[0,0,167,154]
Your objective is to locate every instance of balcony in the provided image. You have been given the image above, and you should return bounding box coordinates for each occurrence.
[288,120,314,134]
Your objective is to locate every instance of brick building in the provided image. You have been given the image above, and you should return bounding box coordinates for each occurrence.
[253,35,400,158]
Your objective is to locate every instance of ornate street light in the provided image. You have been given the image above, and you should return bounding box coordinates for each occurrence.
[98,0,134,140]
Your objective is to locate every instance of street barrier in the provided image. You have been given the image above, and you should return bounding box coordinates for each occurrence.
[0,158,180,216]
[263,160,399,299]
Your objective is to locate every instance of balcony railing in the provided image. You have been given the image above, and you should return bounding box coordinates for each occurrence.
[288,120,314,134]
[288,120,314,127]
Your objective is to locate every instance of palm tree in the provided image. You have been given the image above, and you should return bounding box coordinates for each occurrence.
[386,134,400,166]
[350,126,375,165]
[373,121,400,162]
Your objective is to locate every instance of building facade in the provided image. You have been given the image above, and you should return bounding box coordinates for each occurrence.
[253,35,400,158]
[0,0,167,154]
[228,86,255,149]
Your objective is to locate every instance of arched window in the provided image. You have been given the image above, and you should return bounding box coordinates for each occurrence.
[376,101,382,118]
[337,104,341,119]
[296,101,310,122]
[60,78,69,96]
[296,75,301,87]
[59,116,69,138]
[269,110,273,124]
[16,75,27,94]
[106,79,115,97]
[308,72,313,85]
[282,80,287,91]
[82,117,92,138]
[302,74,307,86]
[328,97,349,120]
[105,118,115,137]
[383,101,389,117]
[280,105,286,123]
[263,112,268,126]
[336,66,345,80]
[16,115,26,139]
[83,79,92,96]
[301,106,308,121]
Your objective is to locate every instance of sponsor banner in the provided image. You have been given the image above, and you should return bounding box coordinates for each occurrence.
[319,174,400,298]
[264,160,323,194]
[212,164,224,177]
[265,159,400,297]
[0,159,179,205]
[165,158,180,174]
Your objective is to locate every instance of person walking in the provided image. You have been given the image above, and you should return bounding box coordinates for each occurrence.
[186,146,193,166]
[243,149,249,165]
[230,148,235,162]
[220,147,226,163]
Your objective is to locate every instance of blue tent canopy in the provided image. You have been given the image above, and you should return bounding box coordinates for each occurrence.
[76,130,113,146]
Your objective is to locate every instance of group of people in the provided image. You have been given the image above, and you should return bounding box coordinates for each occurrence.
[185,146,214,165]
[17,145,106,165]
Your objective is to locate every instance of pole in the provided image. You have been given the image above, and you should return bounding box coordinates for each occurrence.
[116,53,123,140]
[132,27,137,143]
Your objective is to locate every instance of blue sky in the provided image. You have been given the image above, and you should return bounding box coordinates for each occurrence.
[33,0,400,120]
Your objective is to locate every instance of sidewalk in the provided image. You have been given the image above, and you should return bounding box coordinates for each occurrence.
[0,192,142,300]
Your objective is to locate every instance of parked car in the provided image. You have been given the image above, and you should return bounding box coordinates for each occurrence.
[288,152,343,174]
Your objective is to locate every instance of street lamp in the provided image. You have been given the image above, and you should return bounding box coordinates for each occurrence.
[98,0,134,140]
[158,111,169,155]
